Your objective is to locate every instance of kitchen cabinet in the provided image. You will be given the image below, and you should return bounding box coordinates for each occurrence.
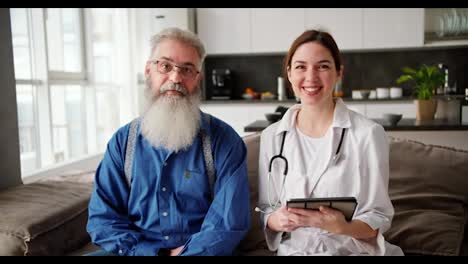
[462,105,468,123]
[132,8,194,67]
[305,8,363,50]
[344,101,415,119]
[200,102,294,136]
[363,8,424,49]
[365,102,416,119]
[424,8,468,47]
[149,8,194,32]
[197,8,438,55]
[251,8,305,53]
[197,8,251,54]
[345,102,366,116]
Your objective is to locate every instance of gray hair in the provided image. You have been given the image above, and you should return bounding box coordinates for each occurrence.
[149,27,206,68]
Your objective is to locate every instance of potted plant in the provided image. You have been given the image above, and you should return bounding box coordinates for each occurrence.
[396,64,445,121]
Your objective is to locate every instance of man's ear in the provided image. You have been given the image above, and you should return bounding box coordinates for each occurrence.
[196,70,203,84]
[145,61,151,79]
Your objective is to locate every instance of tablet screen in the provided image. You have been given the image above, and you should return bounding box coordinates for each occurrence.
[286,197,357,221]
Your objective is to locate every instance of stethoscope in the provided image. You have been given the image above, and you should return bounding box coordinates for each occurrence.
[255,128,347,213]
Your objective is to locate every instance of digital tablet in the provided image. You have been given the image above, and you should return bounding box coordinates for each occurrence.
[286,197,357,221]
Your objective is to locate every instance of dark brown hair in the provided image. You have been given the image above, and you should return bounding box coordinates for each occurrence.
[283,29,342,79]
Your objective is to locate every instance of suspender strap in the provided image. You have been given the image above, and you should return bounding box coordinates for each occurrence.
[123,114,216,199]
[124,118,140,187]
[200,113,216,199]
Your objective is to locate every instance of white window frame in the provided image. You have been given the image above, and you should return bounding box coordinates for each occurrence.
[13,8,139,179]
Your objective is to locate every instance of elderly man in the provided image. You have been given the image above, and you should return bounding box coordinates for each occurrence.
[86,27,250,256]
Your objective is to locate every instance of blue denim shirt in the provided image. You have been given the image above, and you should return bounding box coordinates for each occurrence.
[87,113,250,256]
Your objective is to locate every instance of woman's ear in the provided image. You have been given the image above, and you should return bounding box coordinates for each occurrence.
[338,65,344,80]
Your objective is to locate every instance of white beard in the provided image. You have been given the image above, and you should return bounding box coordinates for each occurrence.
[141,80,201,152]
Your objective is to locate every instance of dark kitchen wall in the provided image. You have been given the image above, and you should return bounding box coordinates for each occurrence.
[203,54,293,100]
[203,45,468,100]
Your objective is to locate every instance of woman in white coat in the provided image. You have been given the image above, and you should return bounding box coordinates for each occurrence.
[257,30,403,256]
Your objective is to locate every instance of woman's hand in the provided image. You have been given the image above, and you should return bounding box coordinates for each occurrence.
[287,206,348,234]
[287,206,378,239]
[267,205,300,232]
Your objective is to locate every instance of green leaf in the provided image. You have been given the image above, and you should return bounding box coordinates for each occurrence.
[396,75,413,84]
[395,64,444,100]
[402,67,416,74]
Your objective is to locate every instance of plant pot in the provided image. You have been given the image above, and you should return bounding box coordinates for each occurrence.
[414,99,437,121]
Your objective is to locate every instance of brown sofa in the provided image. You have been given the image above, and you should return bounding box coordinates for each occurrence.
[0,177,94,256]
[1,134,467,255]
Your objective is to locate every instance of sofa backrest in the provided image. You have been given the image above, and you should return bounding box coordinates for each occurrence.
[384,137,468,256]
[237,133,267,254]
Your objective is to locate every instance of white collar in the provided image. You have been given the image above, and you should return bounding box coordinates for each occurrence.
[274,98,351,137]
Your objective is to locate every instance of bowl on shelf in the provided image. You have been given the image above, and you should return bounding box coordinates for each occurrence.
[360,90,371,99]
[242,93,254,100]
[265,112,282,123]
[383,113,403,126]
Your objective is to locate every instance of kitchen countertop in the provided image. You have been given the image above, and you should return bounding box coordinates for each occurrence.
[244,118,468,133]
[203,95,466,105]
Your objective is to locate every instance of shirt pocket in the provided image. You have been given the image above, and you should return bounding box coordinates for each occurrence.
[282,169,310,202]
[313,161,358,198]
[177,169,211,209]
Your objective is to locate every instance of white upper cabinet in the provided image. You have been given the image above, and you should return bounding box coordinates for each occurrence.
[150,8,194,32]
[305,8,363,50]
[197,8,251,54]
[132,8,194,67]
[197,8,429,55]
[363,8,424,49]
[251,8,305,53]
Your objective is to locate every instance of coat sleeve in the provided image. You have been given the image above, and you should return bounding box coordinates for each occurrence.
[86,128,162,256]
[353,124,394,233]
[258,129,283,251]
[179,134,250,256]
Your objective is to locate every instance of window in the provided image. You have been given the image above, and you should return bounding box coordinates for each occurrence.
[46,8,84,74]
[11,9,39,173]
[10,8,138,177]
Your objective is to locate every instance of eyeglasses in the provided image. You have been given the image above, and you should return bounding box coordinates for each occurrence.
[149,60,200,80]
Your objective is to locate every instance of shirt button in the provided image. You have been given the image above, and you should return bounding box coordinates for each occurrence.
[162,212,168,217]
[164,235,170,240]
[118,249,123,255]
[162,187,166,192]
[163,162,168,166]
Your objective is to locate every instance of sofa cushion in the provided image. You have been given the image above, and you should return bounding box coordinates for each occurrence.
[0,180,93,255]
[237,132,269,254]
[384,137,468,256]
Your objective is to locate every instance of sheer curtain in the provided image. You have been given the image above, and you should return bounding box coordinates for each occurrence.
[86,8,139,152]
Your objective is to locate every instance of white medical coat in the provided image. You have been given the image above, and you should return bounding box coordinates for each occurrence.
[258,99,403,256]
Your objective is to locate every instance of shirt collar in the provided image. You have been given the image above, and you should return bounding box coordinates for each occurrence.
[199,110,210,133]
[274,98,351,136]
